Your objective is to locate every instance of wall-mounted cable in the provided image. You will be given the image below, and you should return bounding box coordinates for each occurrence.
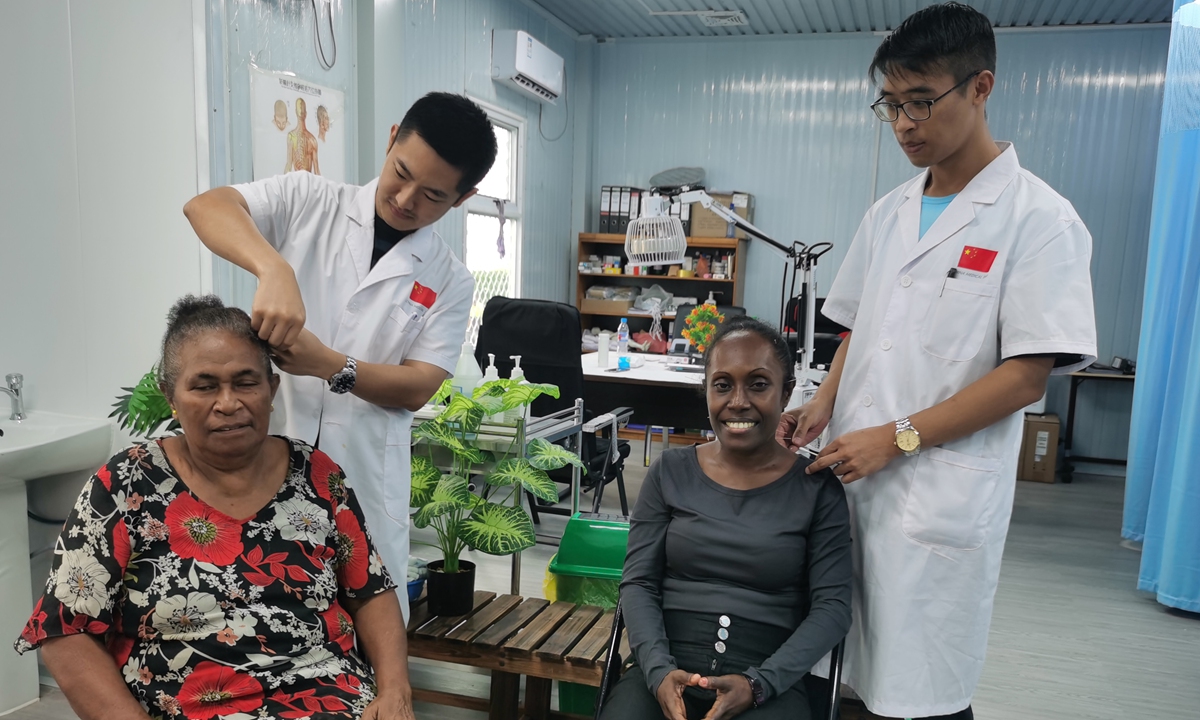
[538,91,569,143]
[312,0,337,70]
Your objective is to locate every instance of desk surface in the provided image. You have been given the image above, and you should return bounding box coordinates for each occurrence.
[582,351,704,388]
[1069,370,1135,380]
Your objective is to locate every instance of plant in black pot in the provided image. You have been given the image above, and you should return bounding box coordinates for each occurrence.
[410,379,584,616]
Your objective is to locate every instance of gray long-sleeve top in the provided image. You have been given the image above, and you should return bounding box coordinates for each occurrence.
[620,446,853,701]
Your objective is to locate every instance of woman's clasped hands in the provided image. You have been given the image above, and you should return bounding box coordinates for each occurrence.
[657,670,755,720]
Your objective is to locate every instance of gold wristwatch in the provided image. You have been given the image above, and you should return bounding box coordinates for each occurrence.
[895,417,921,456]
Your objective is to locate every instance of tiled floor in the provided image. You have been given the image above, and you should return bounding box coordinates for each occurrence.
[12,442,1200,720]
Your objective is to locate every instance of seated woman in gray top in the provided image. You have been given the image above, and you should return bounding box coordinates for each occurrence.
[602,317,852,720]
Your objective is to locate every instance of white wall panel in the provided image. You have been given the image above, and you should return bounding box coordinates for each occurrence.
[1,0,203,419]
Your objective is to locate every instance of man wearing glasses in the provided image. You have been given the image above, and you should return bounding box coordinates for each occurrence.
[779,3,1097,719]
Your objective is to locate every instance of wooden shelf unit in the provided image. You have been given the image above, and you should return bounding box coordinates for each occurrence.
[576,233,747,332]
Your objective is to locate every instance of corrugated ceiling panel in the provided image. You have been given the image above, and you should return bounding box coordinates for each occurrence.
[531,0,1171,37]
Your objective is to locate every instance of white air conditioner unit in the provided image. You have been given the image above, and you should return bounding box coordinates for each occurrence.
[491,30,564,105]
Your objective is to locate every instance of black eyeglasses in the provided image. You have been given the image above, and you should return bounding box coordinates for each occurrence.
[871,71,983,122]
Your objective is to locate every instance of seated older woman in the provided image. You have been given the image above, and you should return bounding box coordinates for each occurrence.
[15,295,414,720]
[602,317,853,720]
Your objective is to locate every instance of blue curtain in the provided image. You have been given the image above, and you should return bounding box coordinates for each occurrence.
[1123,0,1200,612]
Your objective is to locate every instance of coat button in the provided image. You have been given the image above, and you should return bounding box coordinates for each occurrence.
[901,276,913,288]
[718,615,731,628]
[863,395,874,407]
[714,641,727,654]
[881,339,893,351]
[717,628,729,640]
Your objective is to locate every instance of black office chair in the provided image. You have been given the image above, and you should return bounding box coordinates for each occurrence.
[593,599,845,720]
[784,296,849,367]
[475,297,633,519]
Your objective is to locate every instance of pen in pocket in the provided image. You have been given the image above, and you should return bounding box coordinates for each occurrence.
[939,267,958,297]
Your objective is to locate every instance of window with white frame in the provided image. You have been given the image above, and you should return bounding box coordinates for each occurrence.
[463,105,523,345]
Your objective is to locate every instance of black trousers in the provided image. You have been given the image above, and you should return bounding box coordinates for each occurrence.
[915,709,974,720]
[598,611,812,720]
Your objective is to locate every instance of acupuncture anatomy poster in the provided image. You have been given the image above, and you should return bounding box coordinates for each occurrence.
[250,67,346,182]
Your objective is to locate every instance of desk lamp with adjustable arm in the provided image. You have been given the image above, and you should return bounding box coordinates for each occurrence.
[625,188,833,390]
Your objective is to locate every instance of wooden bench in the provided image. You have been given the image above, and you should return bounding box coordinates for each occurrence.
[407,591,624,720]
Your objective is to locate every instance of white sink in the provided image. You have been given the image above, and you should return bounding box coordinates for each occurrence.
[0,411,114,485]
[0,411,114,714]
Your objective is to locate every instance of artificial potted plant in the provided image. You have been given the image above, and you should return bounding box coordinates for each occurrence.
[110,366,179,437]
[681,302,726,357]
[410,378,584,616]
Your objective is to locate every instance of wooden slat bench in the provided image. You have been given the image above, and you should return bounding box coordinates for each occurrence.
[407,591,624,720]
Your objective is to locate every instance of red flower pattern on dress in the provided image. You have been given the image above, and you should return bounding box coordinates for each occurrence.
[19,598,48,646]
[108,631,135,668]
[334,673,364,694]
[178,661,264,719]
[96,465,112,491]
[164,493,244,565]
[62,611,109,636]
[113,518,131,571]
[320,603,355,653]
[334,509,369,591]
[15,439,395,720]
[309,450,347,506]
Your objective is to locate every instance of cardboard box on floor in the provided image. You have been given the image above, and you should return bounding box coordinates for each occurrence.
[690,192,754,238]
[1019,413,1060,483]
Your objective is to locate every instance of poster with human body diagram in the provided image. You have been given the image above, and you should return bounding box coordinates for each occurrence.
[251,66,345,182]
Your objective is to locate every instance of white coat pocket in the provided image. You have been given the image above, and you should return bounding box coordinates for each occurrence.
[920,278,999,362]
[901,446,1001,550]
[369,301,427,365]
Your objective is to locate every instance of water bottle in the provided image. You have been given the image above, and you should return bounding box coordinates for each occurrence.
[725,200,737,238]
[616,318,630,356]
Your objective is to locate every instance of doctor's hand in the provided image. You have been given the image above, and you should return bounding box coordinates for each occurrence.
[698,675,754,720]
[252,261,307,350]
[270,329,345,382]
[806,424,901,484]
[656,670,702,720]
[776,396,833,452]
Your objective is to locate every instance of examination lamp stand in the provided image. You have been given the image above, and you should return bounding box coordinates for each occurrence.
[671,190,833,387]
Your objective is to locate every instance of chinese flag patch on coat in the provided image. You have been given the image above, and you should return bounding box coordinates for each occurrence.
[410,282,437,309]
[958,246,999,273]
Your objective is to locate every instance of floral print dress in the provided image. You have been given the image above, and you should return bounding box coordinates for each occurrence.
[15,437,396,720]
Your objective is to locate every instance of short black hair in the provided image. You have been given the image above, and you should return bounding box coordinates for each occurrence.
[869,2,996,87]
[703,316,796,389]
[395,92,499,195]
[159,295,273,399]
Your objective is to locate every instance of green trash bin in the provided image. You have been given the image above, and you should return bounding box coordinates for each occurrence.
[546,512,629,716]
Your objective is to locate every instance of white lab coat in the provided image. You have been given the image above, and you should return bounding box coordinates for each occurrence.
[819,144,1097,717]
[234,172,474,620]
